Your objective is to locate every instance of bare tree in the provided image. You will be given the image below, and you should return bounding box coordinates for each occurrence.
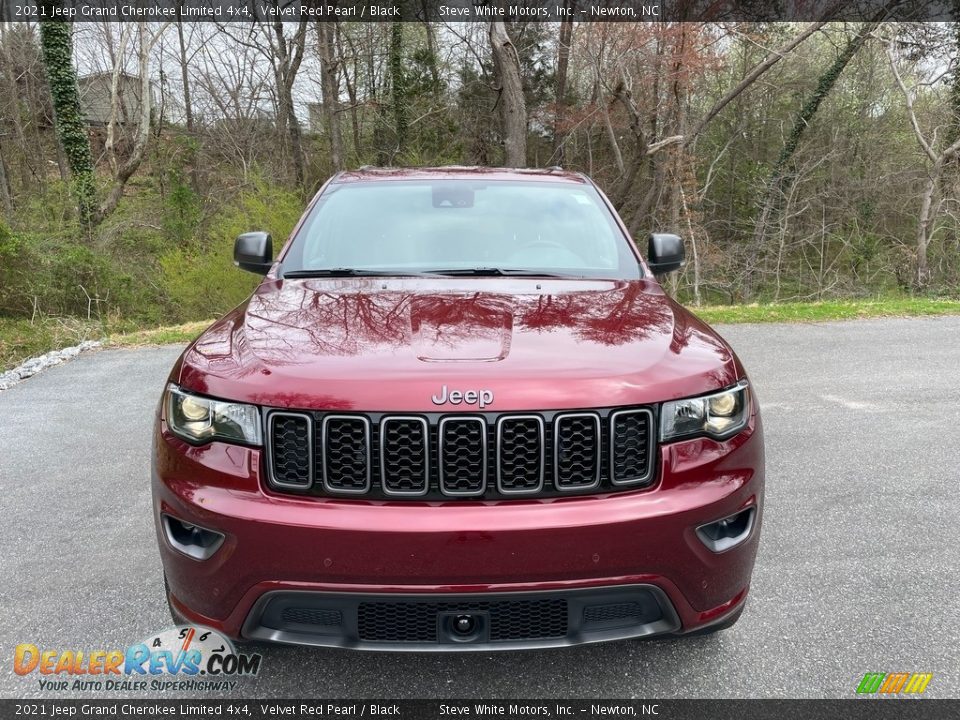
[887,35,960,289]
[174,3,194,132]
[271,17,308,187]
[552,9,574,164]
[609,22,828,210]
[316,20,345,172]
[99,21,169,221]
[489,20,526,167]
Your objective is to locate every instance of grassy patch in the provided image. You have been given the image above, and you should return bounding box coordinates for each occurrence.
[693,297,960,324]
[0,317,210,373]
[107,320,212,348]
[0,317,106,372]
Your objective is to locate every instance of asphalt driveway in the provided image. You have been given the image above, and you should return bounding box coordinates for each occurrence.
[1,316,958,698]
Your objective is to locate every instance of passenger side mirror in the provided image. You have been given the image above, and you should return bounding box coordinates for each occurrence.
[647,233,685,275]
[234,231,273,275]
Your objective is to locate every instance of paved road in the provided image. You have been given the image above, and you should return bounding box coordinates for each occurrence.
[2,317,959,699]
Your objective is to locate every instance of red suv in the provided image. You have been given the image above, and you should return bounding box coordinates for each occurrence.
[153,167,763,650]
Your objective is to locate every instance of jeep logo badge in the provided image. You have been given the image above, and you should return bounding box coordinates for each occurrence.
[431,385,494,409]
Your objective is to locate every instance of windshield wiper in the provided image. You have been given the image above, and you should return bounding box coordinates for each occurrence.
[283,268,423,278]
[424,268,576,278]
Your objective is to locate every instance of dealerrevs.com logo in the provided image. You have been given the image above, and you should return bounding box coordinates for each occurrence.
[14,626,262,692]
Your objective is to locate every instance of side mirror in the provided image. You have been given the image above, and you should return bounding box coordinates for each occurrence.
[234,231,273,275]
[647,233,685,275]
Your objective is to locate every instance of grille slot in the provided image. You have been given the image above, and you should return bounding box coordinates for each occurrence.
[357,599,568,643]
[554,413,602,490]
[610,409,653,485]
[321,415,371,493]
[497,416,545,494]
[438,417,487,496]
[380,417,429,496]
[281,607,342,627]
[584,602,644,625]
[267,413,312,488]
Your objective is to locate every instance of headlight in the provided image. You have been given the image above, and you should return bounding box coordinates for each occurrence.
[164,385,262,446]
[660,381,750,442]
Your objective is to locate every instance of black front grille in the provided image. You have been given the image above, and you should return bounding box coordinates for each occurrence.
[322,416,370,492]
[266,407,655,499]
[268,414,311,487]
[611,410,653,484]
[555,414,601,490]
[357,599,568,643]
[497,416,544,493]
[381,417,429,495]
[439,418,486,496]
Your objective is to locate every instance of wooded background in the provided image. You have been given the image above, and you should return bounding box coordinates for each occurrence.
[2,17,960,335]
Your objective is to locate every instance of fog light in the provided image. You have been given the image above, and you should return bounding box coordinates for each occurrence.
[696,507,755,553]
[162,514,224,560]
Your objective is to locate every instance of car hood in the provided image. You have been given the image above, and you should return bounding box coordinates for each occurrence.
[177,278,740,411]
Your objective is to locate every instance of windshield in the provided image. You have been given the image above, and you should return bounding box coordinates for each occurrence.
[281,180,642,279]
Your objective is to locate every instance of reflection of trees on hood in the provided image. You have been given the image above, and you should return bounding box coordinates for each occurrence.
[241,280,693,364]
[518,283,674,347]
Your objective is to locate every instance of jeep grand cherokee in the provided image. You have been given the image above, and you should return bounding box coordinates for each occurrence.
[152,167,763,650]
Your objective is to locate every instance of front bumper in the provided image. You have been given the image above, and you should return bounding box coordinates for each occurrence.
[153,413,763,648]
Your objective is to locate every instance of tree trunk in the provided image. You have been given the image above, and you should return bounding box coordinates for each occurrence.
[98,22,158,222]
[0,23,33,191]
[317,20,345,172]
[552,12,573,163]
[175,4,194,132]
[422,15,441,93]
[273,19,307,188]
[0,137,13,218]
[335,24,362,156]
[915,173,936,289]
[389,20,407,155]
[489,20,527,167]
[37,11,96,227]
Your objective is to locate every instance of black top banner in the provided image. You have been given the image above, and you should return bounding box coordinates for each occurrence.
[0,700,957,719]
[0,0,956,23]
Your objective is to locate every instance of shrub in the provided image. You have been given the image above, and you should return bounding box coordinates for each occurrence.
[158,179,302,322]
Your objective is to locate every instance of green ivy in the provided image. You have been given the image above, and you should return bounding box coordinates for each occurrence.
[37,9,96,227]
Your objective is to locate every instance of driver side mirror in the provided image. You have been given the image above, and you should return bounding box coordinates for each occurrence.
[234,231,273,275]
[647,233,685,275]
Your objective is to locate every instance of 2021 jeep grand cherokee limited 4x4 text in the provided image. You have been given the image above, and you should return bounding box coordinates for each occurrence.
[152,167,763,650]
